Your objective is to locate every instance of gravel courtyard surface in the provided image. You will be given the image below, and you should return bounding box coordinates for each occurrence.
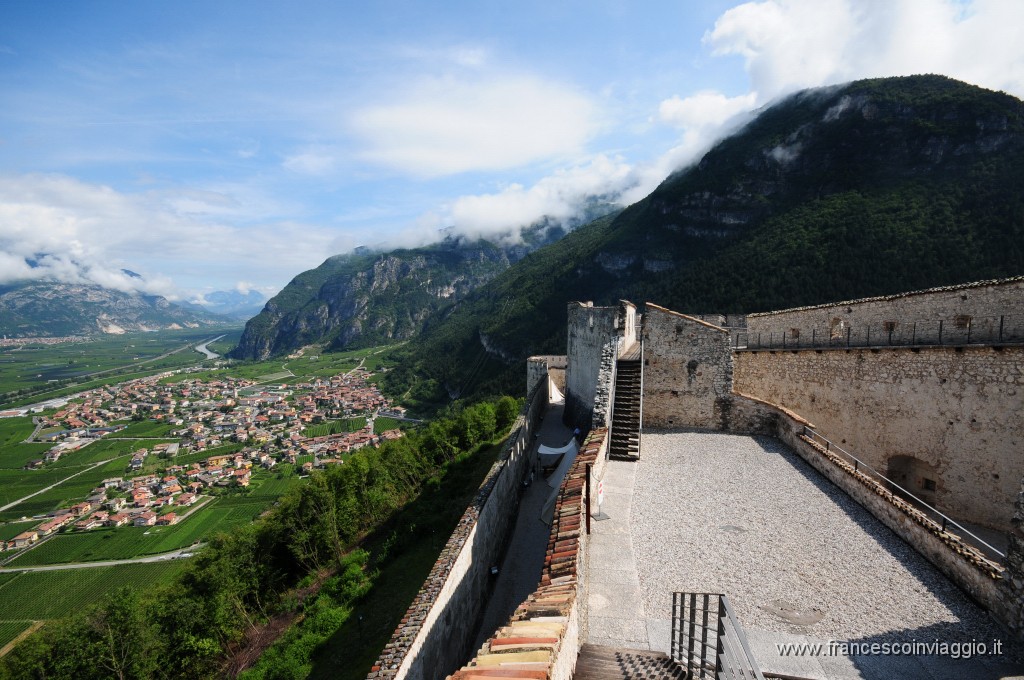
[631,430,1012,651]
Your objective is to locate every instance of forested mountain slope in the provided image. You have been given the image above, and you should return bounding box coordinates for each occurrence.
[384,75,1024,403]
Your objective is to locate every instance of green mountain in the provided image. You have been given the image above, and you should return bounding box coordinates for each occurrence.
[229,203,620,361]
[383,75,1024,403]
[0,281,230,337]
[230,239,520,360]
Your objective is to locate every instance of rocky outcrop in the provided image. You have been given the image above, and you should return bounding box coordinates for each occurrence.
[231,239,519,359]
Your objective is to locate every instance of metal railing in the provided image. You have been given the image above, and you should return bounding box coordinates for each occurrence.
[671,592,764,680]
[735,314,1023,350]
[801,426,1005,561]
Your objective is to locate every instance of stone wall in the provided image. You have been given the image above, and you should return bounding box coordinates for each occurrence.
[993,483,1024,640]
[746,396,1010,625]
[443,429,609,680]
[564,300,638,432]
[527,355,567,397]
[734,345,1024,531]
[565,302,621,430]
[642,304,734,430]
[745,277,1024,348]
[368,380,548,680]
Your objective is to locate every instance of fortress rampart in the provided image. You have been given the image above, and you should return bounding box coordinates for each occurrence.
[373,277,1024,680]
[734,344,1023,531]
[744,276,1024,348]
[367,375,549,680]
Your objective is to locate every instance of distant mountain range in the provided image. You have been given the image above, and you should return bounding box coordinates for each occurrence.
[231,75,1024,404]
[0,281,231,337]
[194,289,268,320]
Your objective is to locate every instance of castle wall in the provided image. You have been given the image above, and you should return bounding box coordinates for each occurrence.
[756,399,1008,624]
[368,379,548,680]
[642,304,734,430]
[527,355,567,397]
[565,303,620,430]
[734,345,1024,531]
[745,277,1024,348]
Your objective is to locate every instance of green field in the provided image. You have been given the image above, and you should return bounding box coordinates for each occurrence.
[0,521,39,542]
[105,420,178,439]
[301,417,366,439]
[0,468,75,510]
[373,417,406,434]
[0,418,53,470]
[7,472,304,566]
[0,620,33,650]
[0,457,130,522]
[0,328,241,409]
[0,562,186,621]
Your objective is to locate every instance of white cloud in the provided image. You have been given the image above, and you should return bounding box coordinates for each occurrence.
[282,148,339,176]
[443,155,637,238]
[658,90,758,130]
[0,173,341,297]
[625,0,1024,206]
[350,74,597,177]
[706,0,1024,101]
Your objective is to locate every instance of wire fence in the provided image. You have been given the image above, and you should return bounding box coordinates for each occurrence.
[737,314,1023,350]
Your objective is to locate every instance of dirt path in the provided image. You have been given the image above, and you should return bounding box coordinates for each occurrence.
[0,621,43,658]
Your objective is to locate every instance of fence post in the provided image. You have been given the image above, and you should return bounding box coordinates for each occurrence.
[912,322,916,345]
[938,320,943,345]
[866,325,871,346]
[585,463,591,535]
[716,596,727,678]
[812,328,816,347]
[847,326,851,348]
[967,319,972,344]
[999,316,1004,343]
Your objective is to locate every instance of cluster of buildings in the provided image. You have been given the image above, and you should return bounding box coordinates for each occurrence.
[4,366,408,552]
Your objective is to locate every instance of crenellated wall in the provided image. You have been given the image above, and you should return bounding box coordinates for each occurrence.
[527,355,567,398]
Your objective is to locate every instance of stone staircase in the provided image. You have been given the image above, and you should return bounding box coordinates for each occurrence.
[609,358,641,461]
[574,644,685,680]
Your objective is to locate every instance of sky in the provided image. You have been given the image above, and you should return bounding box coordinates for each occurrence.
[1,0,1022,304]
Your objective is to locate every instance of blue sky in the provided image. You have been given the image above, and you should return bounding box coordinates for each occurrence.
[1,0,1022,303]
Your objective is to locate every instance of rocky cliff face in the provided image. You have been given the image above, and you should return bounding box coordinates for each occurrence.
[230,239,520,359]
[0,282,228,337]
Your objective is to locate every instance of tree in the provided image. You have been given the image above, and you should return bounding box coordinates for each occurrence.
[89,588,159,680]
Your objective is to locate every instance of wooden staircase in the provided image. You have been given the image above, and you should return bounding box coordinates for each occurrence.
[574,644,685,680]
[609,358,641,461]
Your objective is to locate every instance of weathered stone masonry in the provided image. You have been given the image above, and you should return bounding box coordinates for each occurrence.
[734,345,1024,531]
[745,276,1024,347]
[367,380,548,680]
